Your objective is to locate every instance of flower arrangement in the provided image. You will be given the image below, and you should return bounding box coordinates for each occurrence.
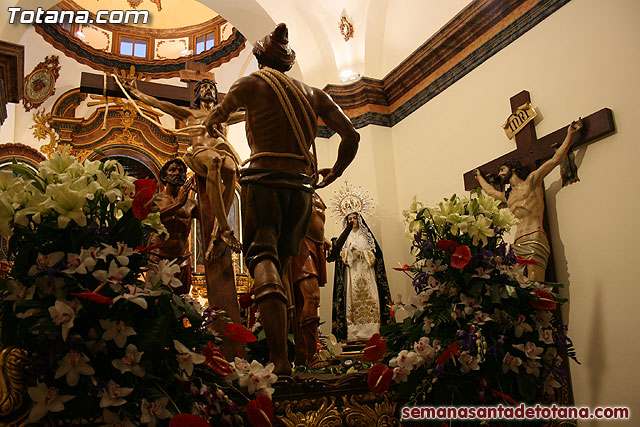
[370,191,577,407]
[0,150,274,426]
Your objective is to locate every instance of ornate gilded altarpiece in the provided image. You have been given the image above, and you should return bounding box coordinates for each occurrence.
[29,87,249,305]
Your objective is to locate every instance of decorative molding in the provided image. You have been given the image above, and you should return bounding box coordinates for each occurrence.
[80,24,112,52]
[320,0,571,137]
[30,109,59,158]
[339,15,354,42]
[0,41,24,104]
[155,38,189,60]
[58,0,222,38]
[34,24,246,79]
[0,142,46,167]
[273,374,399,427]
[23,56,60,112]
[47,98,188,174]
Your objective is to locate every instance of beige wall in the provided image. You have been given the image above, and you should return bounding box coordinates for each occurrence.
[325,0,639,422]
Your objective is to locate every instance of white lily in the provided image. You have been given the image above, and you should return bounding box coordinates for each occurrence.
[112,344,145,377]
[28,251,65,276]
[27,381,74,422]
[100,319,136,348]
[99,380,133,407]
[502,352,522,374]
[48,300,76,341]
[54,350,95,387]
[513,342,544,360]
[101,242,134,266]
[0,196,15,237]
[390,350,421,370]
[44,181,88,228]
[459,351,480,373]
[140,398,171,427]
[64,247,103,274]
[147,259,182,288]
[173,340,206,376]
[238,360,277,396]
[467,214,495,246]
[92,260,130,292]
[4,280,35,306]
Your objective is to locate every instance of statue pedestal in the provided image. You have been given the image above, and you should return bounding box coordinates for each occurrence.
[273,373,399,426]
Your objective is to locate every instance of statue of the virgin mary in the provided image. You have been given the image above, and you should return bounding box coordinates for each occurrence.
[329,183,392,341]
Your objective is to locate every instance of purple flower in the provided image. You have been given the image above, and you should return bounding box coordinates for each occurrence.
[470,247,494,268]
[487,334,505,361]
[456,328,477,351]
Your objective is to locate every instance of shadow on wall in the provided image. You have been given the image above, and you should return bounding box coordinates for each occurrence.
[543,145,588,325]
[587,283,605,426]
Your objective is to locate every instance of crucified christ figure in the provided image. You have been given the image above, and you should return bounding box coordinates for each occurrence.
[124,79,244,260]
[474,120,583,281]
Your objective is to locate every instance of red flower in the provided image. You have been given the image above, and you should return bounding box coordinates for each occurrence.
[132,179,157,220]
[516,256,540,266]
[224,323,257,343]
[246,394,274,427]
[530,289,557,311]
[490,388,519,406]
[134,243,163,254]
[437,239,459,253]
[169,414,210,427]
[393,264,411,271]
[71,292,113,305]
[201,341,232,376]
[363,333,386,362]
[436,341,460,366]
[239,291,255,309]
[450,245,471,269]
[367,363,393,393]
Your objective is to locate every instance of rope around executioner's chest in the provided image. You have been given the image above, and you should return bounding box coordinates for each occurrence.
[242,68,319,181]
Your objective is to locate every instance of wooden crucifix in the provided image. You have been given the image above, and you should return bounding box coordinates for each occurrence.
[464,90,614,190]
[464,90,615,282]
[80,68,246,360]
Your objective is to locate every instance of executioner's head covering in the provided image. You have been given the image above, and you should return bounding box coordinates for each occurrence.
[253,23,296,72]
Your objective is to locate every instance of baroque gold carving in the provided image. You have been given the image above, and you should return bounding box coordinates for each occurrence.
[31,108,60,158]
[278,396,342,427]
[276,392,399,426]
[192,275,208,301]
[342,393,398,426]
[339,15,354,42]
[0,347,31,423]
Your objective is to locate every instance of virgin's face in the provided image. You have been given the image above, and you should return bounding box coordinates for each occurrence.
[347,213,359,229]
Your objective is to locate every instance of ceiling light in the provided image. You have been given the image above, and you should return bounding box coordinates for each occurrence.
[340,69,360,83]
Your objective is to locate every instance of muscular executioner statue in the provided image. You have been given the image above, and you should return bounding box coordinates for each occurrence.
[150,159,197,295]
[205,23,359,375]
[474,120,582,281]
[291,192,331,369]
[124,79,244,260]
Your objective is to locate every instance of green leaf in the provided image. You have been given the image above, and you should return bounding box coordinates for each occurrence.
[517,373,536,402]
[9,163,45,192]
[469,279,484,298]
[136,314,170,360]
[171,294,202,328]
[490,285,502,304]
